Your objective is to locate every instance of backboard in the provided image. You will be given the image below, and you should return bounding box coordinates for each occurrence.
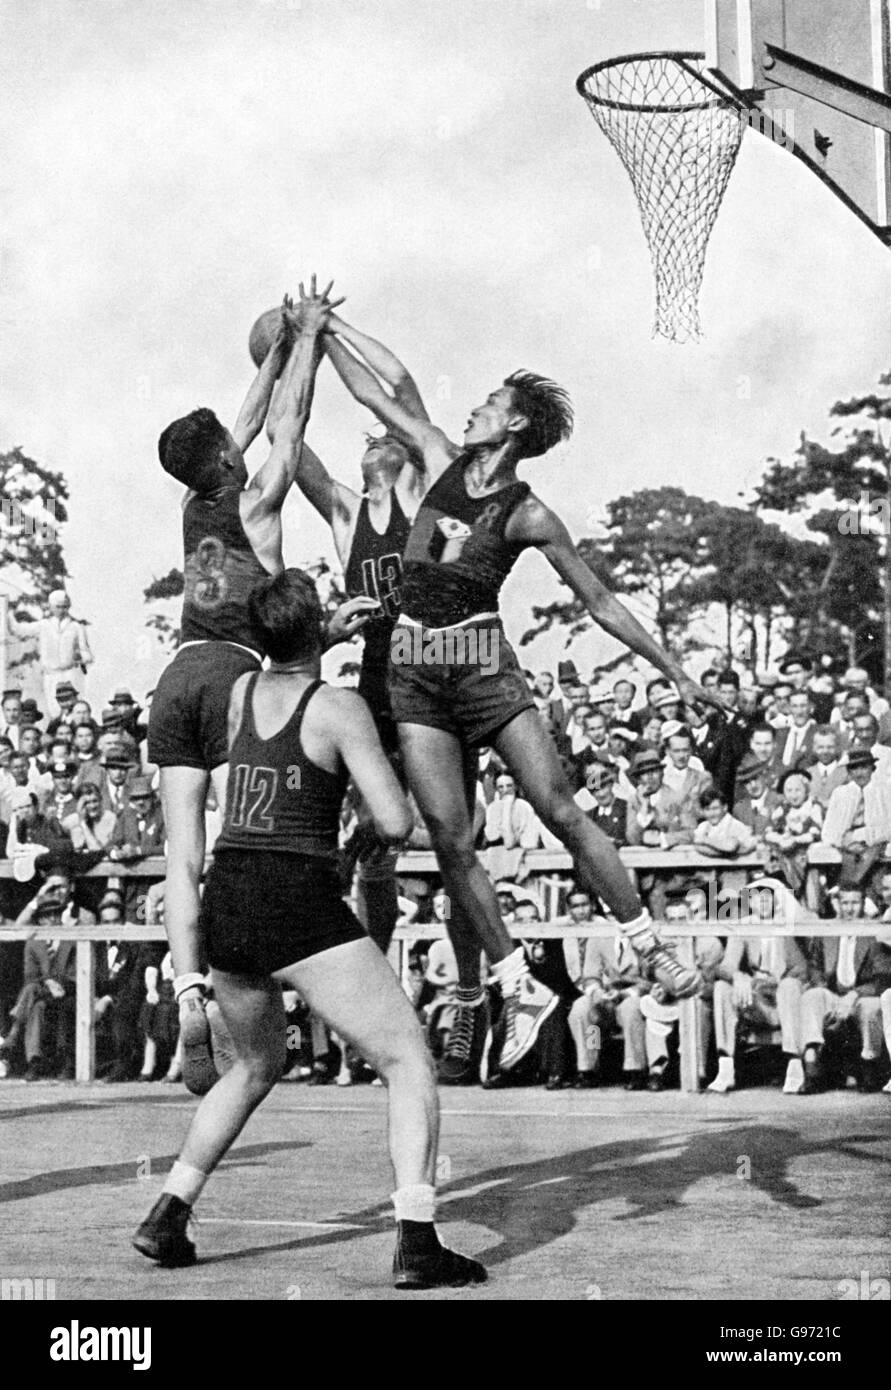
[705,0,891,236]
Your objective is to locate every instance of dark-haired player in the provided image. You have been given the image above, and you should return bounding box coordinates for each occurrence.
[328,342,717,1081]
[148,284,369,1094]
[294,314,429,953]
[134,568,486,1290]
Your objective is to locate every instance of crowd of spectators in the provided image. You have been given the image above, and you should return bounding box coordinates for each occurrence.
[1,650,890,1096]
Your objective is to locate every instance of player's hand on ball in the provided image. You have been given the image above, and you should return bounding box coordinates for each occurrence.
[297,274,346,333]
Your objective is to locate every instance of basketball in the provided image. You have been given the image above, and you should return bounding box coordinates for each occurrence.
[248,305,293,370]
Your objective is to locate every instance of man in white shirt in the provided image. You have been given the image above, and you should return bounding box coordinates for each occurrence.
[560,887,647,1088]
[484,773,541,850]
[848,712,891,779]
[821,748,891,852]
[7,591,94,717]
[799,884,891,1093]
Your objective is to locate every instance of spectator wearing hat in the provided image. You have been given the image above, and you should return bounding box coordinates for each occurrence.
[6,591,94,717]
[799,883,891,1094]
[707,878,810,1095]
[628,749,698,850]
[848,711,891,781]
[576,760,636,848]
[107,687,149,746]
[45,681,80,739]
[734,753,781,839]
[96,710,140,768]
[39,759,79,827]
[0,688,23,749]
[109,777,166,861]
[19,697,43,731]
[804,726,848,810]
[98,751,138,818]
[606,722,637,776]
[821,747,891,884]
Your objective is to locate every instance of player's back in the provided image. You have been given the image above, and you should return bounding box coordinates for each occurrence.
[216,673,347,859]
[181,489,270,653]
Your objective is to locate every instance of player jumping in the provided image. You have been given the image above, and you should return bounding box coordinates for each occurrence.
[324,324,715,1082]
[148,283,368,1094]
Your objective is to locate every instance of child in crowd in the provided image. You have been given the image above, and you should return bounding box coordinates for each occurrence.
[763,769,823,894]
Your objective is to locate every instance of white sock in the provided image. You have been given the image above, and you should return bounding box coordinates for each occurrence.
[785,1058,804,1081]
[391,1183,436,1224]
[174,973,206,1006]
[491,947,527,995]
[716,1056,734,1079]
[618,911,658,951]
[163,1159,208,1206]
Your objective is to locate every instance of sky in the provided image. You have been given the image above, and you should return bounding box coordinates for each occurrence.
[2,0,891,705]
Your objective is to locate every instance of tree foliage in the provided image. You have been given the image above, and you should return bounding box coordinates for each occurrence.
[0,446,72,677]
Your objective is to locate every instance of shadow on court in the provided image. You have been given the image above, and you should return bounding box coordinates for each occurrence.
[0,1140,311,1206]
[186,1122,889,1271]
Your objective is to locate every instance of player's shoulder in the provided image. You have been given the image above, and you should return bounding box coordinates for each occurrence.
[508,491,563,541]
[313,683,371,721]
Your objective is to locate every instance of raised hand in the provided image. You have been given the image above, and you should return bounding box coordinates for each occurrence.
[297,274,346,335]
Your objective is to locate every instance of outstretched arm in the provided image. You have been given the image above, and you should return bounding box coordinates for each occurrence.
[325,311,430,421]
[323,333,455,479]
[512,499,719,711]
[232,299,292,452]
[248,280,341,513]
[293,443,360,565]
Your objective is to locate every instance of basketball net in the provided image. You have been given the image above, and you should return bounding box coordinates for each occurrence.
[577,53,744,343]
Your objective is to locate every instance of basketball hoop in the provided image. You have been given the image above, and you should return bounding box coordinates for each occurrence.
[577,52,744,343]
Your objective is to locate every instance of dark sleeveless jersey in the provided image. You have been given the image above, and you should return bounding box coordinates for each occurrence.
[343,491,411,715]
[180,489,269,653]
[399,455,531,627]
[215,676,348,859]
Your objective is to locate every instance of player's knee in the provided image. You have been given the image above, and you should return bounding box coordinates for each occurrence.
[242,1041,287,1093]
[377,1027,436,1091]
[542,792,585,841]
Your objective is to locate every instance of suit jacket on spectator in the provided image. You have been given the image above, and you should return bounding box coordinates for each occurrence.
[629,785,698,847]
[698,711,752,804]
[586,794,636,849]
[778,722,817,769]
[23,938,76,990]
[717,934,810,983]
[563,934,642,994]
[808,935,891,997]
[734,788,781,838]
[111,805,166,857]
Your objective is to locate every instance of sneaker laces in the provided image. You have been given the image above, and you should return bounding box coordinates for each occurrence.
[445,1004,476,1062]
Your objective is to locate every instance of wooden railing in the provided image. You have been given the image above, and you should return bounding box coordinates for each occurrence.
[0,845,872,1090]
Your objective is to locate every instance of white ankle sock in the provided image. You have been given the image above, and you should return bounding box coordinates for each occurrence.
[391,1183,436,1224]
[618,911,658,950]
[163,1159,208,1206]
[491,947,527,995]
[174,973,206,1005]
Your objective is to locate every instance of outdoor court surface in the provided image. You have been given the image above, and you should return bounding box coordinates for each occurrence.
[2,1081,889,1301]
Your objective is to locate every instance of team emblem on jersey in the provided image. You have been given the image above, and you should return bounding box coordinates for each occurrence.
[435,515,472,564]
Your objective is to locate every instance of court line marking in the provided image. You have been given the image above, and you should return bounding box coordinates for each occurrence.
[199,1217,366,1231]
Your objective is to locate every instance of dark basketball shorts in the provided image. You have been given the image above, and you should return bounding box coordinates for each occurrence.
[147,642,261,770]
[201,849,367,975]
[387,617,534,748]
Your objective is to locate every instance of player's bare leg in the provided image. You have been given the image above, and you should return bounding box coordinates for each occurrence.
[399,723,559,1071]
[134,940,485,1289]
[159,766,220,1095]
[491,709,702,999]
